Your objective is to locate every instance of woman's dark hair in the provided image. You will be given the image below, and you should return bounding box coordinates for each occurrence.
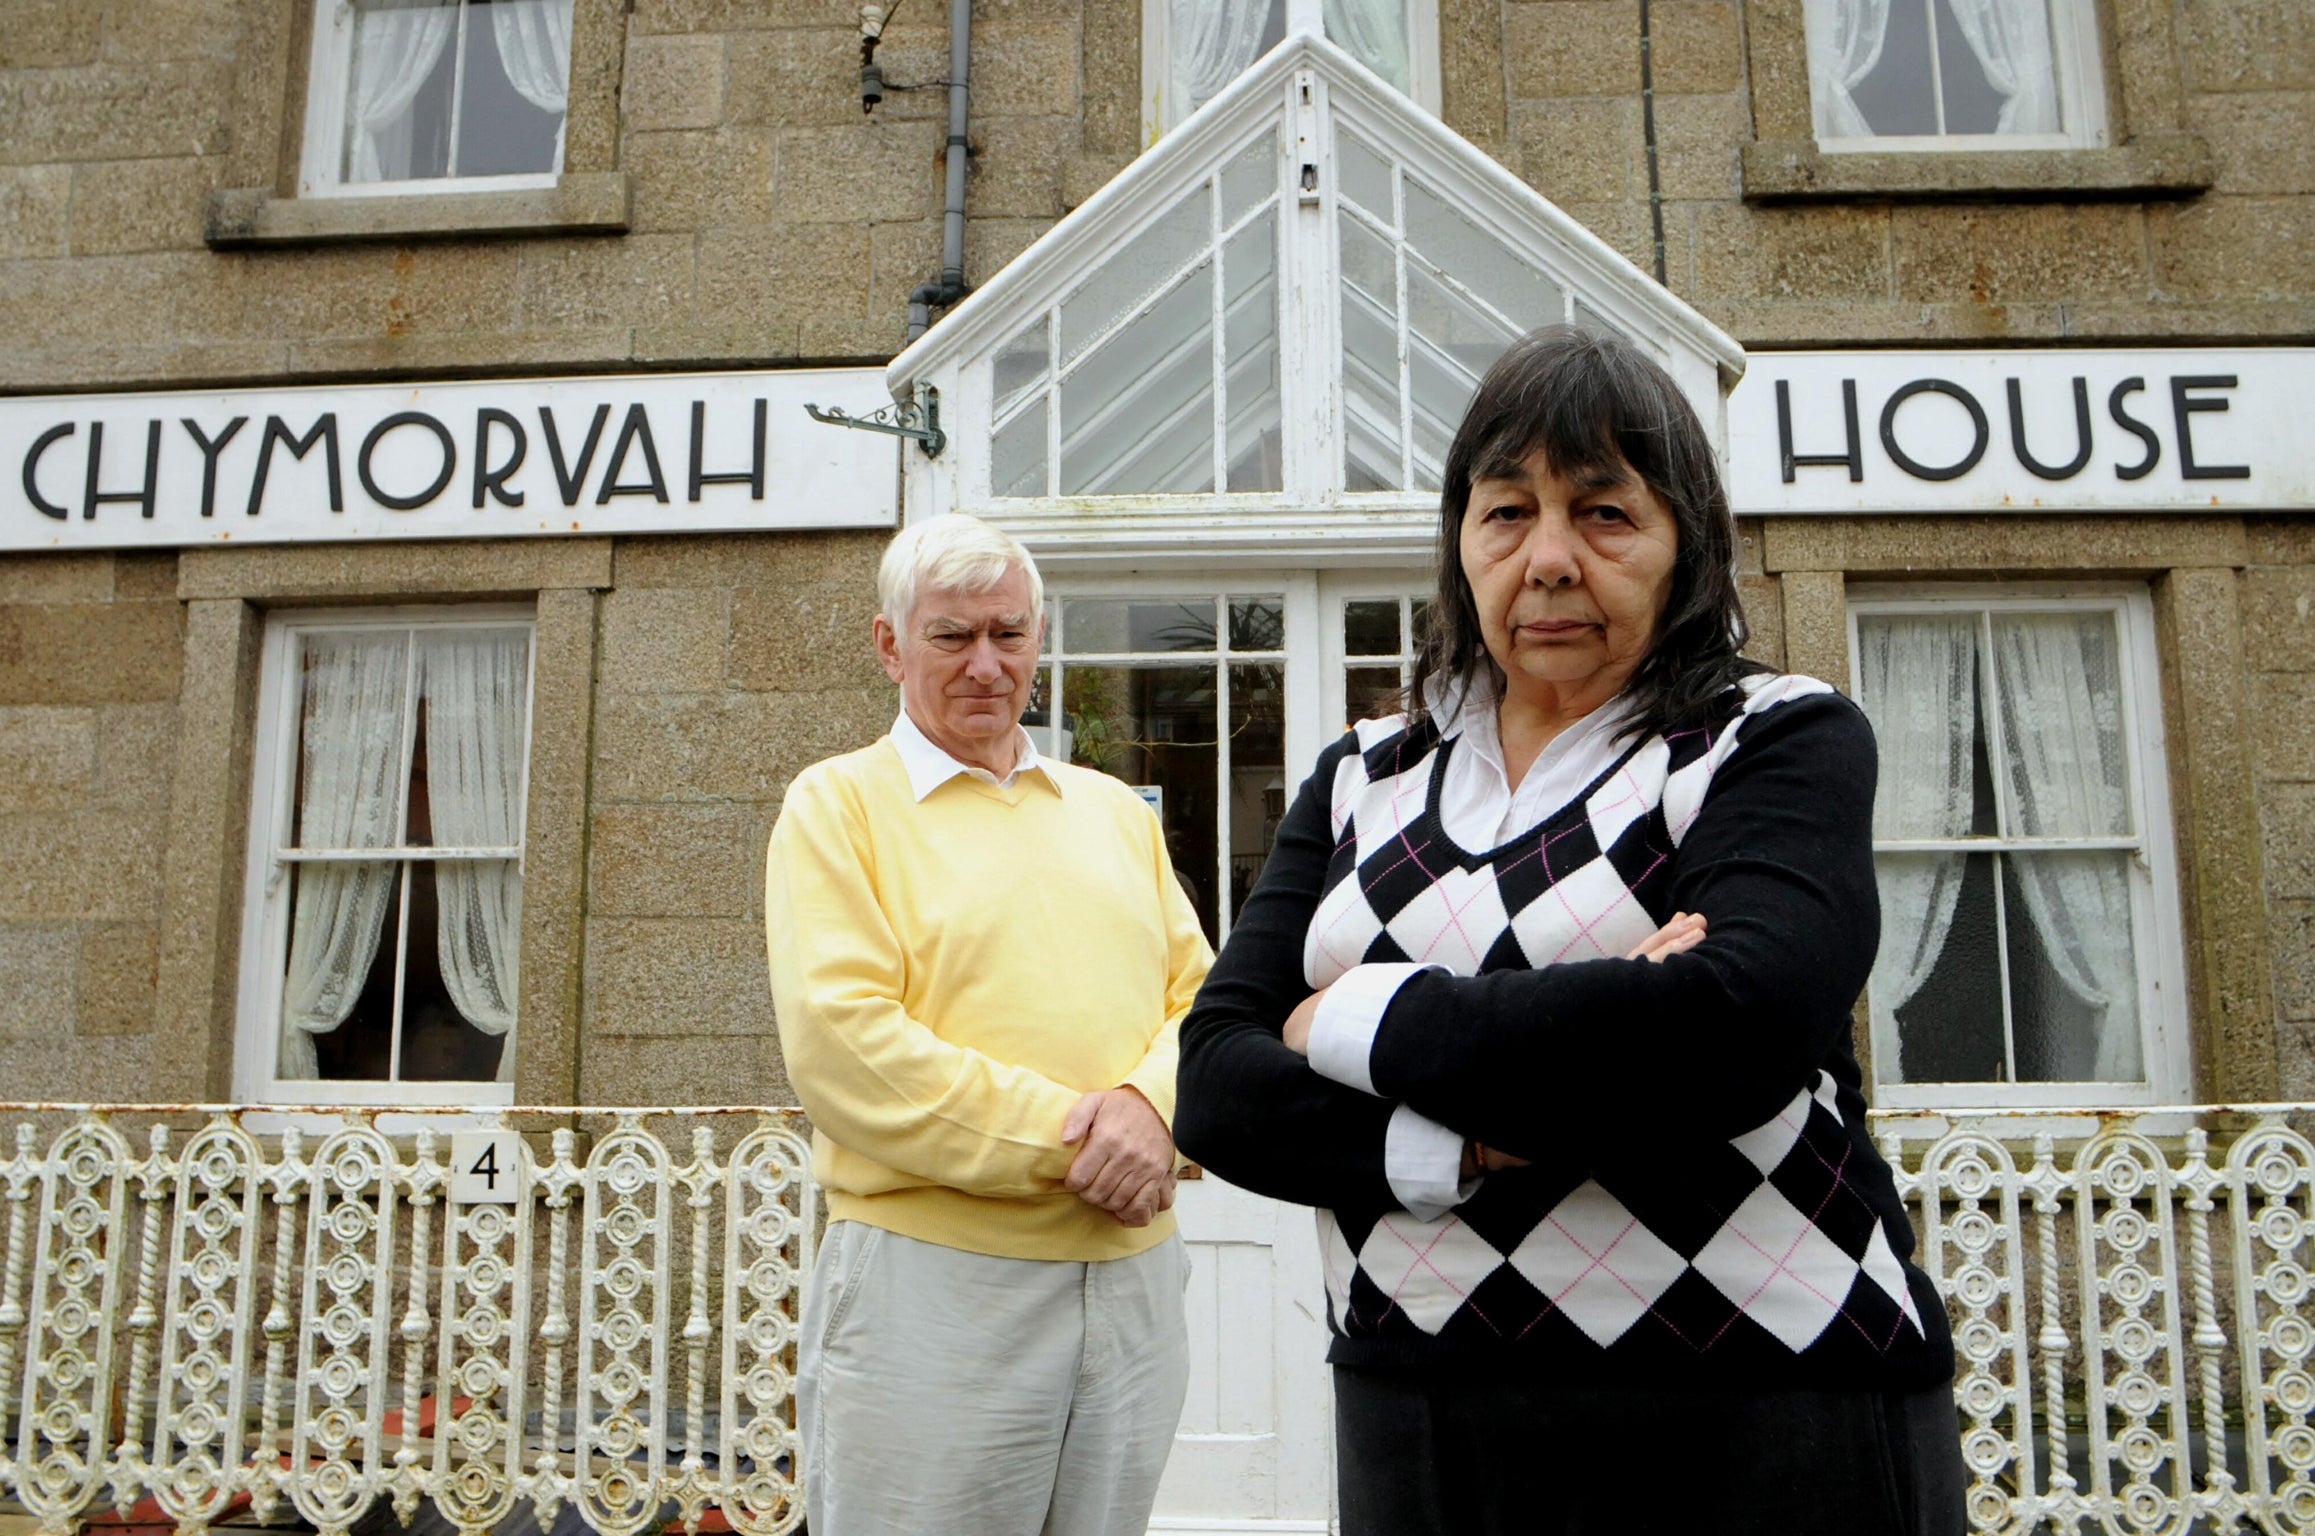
[1408,324,1759,742]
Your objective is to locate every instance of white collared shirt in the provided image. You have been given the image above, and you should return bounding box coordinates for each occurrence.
[888,708,1061,802]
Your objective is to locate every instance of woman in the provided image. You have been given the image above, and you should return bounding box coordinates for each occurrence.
[1174,328,1962,1536]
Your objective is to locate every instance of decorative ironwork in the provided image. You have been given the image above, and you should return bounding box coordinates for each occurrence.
[0,1102,2311,1535]
[802,389,945,457]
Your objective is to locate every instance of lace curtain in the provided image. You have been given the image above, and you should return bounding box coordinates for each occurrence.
[279,635,411,1080]
[1944,0,2060,134]
[1857,615,1977,1084]
[1805,0,1891,138]
[346,0,458,183]
[1324,0,1412,93]
[277,628,529,1084]
[1992,614,2140,1080]
[1167,0,1277,125]
[490,0,575,165]
[423,632,530,1084]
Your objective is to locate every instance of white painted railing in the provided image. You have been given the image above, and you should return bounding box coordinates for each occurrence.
[0,1106,814,1536]
[0,1104,2310,1536]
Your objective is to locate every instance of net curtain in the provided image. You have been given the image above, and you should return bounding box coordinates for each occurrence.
[346,0,573,182]
[1858,613,2141,1086]
[278,631,529,1083]
[1166,0,1411,123]
[1806,0,2058,138]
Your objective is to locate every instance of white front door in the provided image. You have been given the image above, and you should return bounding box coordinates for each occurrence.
[1034,569,1430,1534]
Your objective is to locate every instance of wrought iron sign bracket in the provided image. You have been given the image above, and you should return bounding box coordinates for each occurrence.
[803,387,945,458]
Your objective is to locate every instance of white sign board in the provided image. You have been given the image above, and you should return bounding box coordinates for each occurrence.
[2,368,901,551]
[448,1131,524,1204]
[1728,349,2314,514]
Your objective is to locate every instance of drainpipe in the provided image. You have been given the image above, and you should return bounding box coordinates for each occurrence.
[906,1,974,341]
[1638,0,1668,287]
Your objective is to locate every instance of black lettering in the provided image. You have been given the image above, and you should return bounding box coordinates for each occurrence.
[82,420,163,520]
[1776,379,1863,484]
[357,411,456,511]
[2171,374,2251,481]
[473,408,526,509]
[1878,379,1989,483]
[2108,377,2160,481]
[538,403,610,507]
[688,399,768,501]
[2006,377,2092,481]
[470,1142,500,1191]
[245,414,343,517]
[181,417,247,519]
[21,423,74,520]
[595,403,669,505]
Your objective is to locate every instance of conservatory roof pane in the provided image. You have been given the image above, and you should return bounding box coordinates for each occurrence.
[886,32,1744,523]
[1060,185,1211,364]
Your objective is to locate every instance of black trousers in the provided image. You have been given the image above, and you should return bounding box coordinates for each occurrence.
[1334,1365,1967,1536]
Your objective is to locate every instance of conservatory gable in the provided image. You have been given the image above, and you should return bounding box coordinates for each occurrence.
[886,33,1744,555]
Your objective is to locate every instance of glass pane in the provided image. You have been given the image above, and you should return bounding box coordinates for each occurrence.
[1878,851,2008,1083]
[1064,665,1221,941]
[1063,597,1216,654]
[292,631,413,850]
[345,0,459,182]
[1339,216,1403,491]
[1060,188,1211,363]
[1227,661,1287,926]
[1410,599,1434,653]
[1227,596,1285,652]
[285,860,403,1082]
[1327,0,1413,92]
[991,396,1048,498]
[1337,131,1396,220]
[1222,210,1282,493]
[1023,665,1058,756]
[454,0,568,177]
[1060,262,1216,496]
[1344,599,1401,656]
[1990,611,2131,839]
[412,627,529,851]
[398,862,510,1081]
[1844,0,1939,136]
[1220,135,1275,227]
[1346,666,1402,728]
[2005,851,2141,1082]
[1406,261,1519,491]
[1932,0,2039,135]
[1403,177,1566,331]
[1572,299,1614,337]
[1854,613,1984,841]
[993,317,1050,421]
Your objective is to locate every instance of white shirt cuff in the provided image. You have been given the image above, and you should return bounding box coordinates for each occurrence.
[1305,962,1437,1096]
[1385,1103,1480,1222]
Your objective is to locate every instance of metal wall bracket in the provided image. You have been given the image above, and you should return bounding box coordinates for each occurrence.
[803,387,945,458]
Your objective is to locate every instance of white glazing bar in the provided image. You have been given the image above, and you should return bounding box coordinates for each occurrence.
[1976,612,2021,1082]
[1215,598,1235,936]
[1211,176,1230,495]
[279,847,525,862]
[1923,0,1950,138]
[1392,165,1413,491]
[1045,310,1062,496]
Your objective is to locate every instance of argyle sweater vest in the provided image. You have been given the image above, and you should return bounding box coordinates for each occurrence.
[1177,675,1956,1392]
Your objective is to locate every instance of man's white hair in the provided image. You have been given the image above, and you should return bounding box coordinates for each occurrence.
[877,514,1044,630]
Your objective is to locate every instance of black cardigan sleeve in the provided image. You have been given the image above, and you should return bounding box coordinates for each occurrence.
[1174,733,1411,1213]
[1366,691,1883,1158]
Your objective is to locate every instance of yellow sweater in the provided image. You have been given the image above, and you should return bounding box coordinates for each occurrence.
[764,738,1213,1261]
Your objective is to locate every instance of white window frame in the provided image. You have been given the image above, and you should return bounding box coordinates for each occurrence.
[299,0,565,199]
[1806,0,2107,154]
[1141,0,1442,143]
[233,603,538,1108]
[1845,582,2190,1112]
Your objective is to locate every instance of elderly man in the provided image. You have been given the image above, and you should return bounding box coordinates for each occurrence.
[765,514,1210,1536]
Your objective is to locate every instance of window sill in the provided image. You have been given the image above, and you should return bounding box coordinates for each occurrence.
[1739,135,2213,204]
[203,172,630,248]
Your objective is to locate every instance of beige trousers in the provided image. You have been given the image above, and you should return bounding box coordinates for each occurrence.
[798,1220,1190,1536]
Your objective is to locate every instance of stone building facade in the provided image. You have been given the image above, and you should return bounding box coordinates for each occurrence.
[0,0,2308,1121]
